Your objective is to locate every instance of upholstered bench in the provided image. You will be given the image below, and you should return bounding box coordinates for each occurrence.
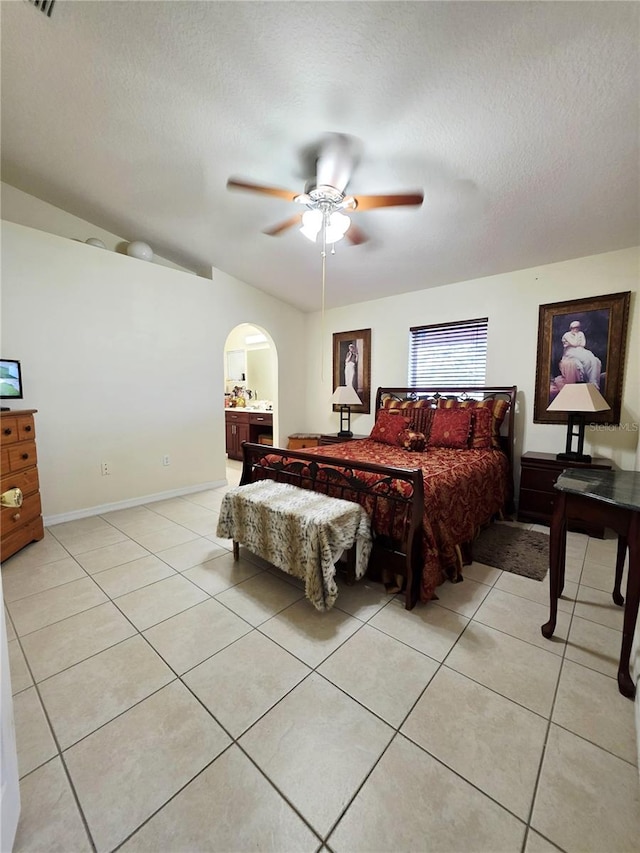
[216,480,372,611]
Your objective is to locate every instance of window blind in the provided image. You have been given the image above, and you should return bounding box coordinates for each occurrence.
[408,318,488,386]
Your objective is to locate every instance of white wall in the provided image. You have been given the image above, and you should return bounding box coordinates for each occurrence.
[1,182,197,275]
[1,221,307,520]
[304,247,639,471]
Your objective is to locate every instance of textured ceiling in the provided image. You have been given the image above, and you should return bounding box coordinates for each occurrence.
[1,1,638,312]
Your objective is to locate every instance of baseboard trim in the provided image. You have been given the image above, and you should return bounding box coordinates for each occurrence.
[43,480,228,526]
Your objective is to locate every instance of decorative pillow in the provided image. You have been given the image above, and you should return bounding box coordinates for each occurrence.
[369,411,411,445]
[428,407,473,449]
[375,407,411,428]
[436,397,509,449]
[382,398,435,438]
[469,406,493,449]
[489,399,509,449]
[383,398,430,411]
[410,407,435,439]
[399,429,427,452]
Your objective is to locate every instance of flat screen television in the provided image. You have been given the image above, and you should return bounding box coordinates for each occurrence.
[0,359,23,406]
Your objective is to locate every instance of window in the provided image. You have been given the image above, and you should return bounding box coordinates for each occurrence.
[408,318,488,386]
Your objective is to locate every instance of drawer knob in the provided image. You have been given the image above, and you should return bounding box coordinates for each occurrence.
[11,512,21,522]
[3,428,11,435]
[1,487,23,508]
[21,453,29,460]
[24,425,32,432]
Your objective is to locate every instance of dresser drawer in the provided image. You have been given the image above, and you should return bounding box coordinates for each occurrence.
[288,438,319,450]
[1,491,42,532]
[249,413,272,426]
[6,440,37,472]
[0,417,20,445]
[225,411,250,423]
[520,466,559,493]
[518,488,556,519]
[16,414,35,442]
[0,517,45,563]
[1,465,40,498]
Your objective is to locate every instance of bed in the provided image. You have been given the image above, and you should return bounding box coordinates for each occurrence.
[239,385,517,610]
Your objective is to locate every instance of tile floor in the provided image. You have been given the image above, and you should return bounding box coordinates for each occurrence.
[3,460,639,852]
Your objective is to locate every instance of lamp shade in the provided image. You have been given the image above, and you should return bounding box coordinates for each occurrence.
[546,383,610,413]
[331,385,362,405]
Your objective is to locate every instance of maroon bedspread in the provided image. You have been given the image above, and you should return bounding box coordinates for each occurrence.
[302,439,509,602]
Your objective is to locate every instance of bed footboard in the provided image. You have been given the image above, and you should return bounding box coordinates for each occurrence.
[240,442,425,609]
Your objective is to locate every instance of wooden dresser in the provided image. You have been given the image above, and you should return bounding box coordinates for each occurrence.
[1,409,44,561]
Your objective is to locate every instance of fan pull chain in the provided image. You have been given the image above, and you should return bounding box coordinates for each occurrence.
[320,220,327,382]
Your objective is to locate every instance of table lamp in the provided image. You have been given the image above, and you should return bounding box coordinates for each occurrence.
[546,383,610,463]
[331,385,362,437]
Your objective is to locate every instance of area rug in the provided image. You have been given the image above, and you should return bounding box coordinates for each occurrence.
[471,524,550,581]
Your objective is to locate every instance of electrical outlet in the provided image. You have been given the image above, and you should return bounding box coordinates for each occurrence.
[162,455,170,466]
[101,461,111,476]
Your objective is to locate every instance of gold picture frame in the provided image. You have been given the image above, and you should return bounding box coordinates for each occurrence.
[332,328,371,414]
[534,291,631,424]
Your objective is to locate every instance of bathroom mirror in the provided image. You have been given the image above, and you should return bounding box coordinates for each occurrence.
[246,348,275,401]
[226,349,245,381]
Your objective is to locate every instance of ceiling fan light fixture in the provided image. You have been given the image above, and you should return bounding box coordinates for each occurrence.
[325,211,351,244]
[300,209,323,242]
[300,209,351,244]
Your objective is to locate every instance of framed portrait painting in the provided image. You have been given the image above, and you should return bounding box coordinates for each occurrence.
[534,291,630,425]
[332,328,371,414]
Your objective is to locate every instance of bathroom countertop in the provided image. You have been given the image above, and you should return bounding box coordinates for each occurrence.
[225,406,273,413]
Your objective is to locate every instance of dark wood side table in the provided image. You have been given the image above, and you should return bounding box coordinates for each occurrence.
[287,434,321,450]
[518,451,612,537]
[319,433,368,446]
[541,469,640,699]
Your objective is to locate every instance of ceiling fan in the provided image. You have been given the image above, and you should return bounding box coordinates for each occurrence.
[227,133,424,247]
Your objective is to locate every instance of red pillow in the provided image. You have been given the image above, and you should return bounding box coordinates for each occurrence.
[370,411,411,445]
[469,406,493,449]
[436,397,509,449]
[428,407,473,448]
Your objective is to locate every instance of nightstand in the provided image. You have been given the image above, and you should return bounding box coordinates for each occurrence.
[319,433,368,446]
[518,451,613,538]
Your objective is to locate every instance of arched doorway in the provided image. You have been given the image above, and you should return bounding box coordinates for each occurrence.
[223,324,278,469]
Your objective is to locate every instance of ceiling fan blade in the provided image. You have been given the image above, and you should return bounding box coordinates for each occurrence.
[345,222,368,246]
[353,192,424,211]
[227,178,299,203]
[262,213,303,236]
